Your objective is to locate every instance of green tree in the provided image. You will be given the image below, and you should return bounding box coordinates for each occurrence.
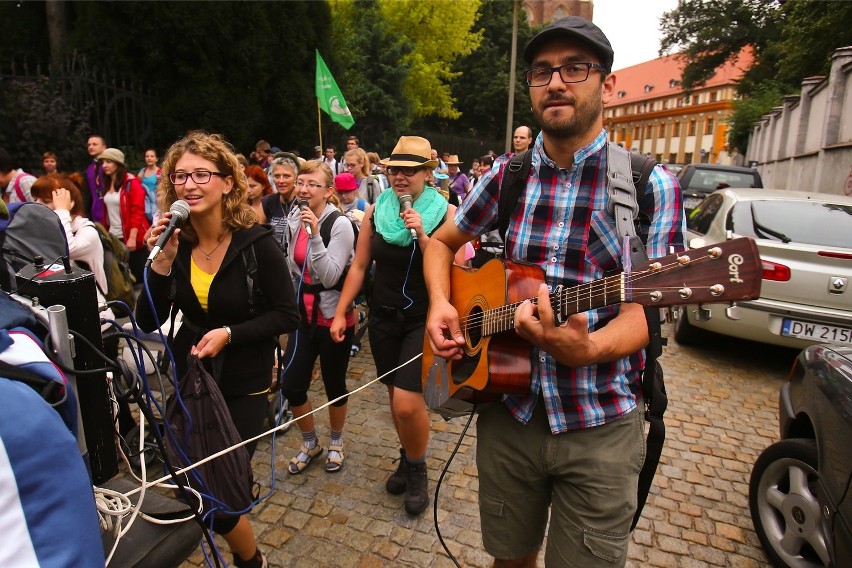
[328,0,414,153]
[448,0,535,143]
[379,0,483,119]
[659,0,852,153]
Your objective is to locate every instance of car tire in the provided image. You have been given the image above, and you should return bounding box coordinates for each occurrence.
[674,307,707,345]
[748,438,832,567]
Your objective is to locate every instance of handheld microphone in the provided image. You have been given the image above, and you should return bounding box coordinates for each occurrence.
[146,200,190,264]
[298,199,312,236]
[399,194,417,239]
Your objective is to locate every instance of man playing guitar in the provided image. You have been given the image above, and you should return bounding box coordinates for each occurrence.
[423,17,686,568]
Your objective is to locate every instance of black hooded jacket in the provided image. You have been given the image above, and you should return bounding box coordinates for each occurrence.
[137,224,300,396]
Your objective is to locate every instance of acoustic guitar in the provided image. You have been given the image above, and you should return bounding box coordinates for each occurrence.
[422,237,762,416]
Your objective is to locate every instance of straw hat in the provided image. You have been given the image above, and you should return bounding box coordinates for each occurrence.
[97,148,126,167]
[445,155,463,165]
[380,136,438,169]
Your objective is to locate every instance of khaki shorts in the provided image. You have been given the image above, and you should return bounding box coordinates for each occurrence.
[476,402,645,566]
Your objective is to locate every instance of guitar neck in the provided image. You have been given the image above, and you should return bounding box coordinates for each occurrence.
[482,274,625,336]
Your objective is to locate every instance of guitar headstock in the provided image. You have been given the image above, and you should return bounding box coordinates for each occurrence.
[629,237,762,307]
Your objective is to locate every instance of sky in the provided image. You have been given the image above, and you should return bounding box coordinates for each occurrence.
[593,0,680,71]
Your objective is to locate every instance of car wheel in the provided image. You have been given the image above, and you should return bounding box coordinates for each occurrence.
[749,438,831,567]
[267,394,293,433]
[674,307,707,345]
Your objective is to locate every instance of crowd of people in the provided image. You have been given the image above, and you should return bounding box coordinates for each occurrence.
[0,15,686,568]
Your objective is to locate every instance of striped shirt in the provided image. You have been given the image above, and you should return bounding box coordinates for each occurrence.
[456,130,685,433]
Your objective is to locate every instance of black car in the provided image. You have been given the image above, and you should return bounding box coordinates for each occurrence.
[749,343,852,567]
[677,163,763,213]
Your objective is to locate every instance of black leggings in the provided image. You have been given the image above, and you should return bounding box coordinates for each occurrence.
[280,324,354,408]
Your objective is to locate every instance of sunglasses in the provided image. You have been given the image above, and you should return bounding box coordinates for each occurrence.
[387,166,426,177]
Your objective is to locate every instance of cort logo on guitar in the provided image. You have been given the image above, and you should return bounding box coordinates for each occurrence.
[728,253,744,283]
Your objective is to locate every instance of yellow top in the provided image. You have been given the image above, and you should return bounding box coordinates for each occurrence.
[190,256,215,312]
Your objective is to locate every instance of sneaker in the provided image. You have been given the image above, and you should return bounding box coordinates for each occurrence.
[404,460,429,515]
[350,344,360,357]
[385,448,407,495]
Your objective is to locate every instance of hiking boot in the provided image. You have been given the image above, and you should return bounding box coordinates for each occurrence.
[404,460,429,515]
[385,448,407,495]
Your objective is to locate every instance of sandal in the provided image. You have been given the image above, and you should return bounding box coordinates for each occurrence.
[288,444,323,475]
[326,444,345,473]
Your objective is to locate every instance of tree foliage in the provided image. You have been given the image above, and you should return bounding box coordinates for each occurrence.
[379,0,483,119]
[0,77,92,173]
[659,0,852,152]
[449,0,535,144]
[328,0,414,153]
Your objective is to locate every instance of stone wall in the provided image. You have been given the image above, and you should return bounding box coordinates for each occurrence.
[746,46,852,195]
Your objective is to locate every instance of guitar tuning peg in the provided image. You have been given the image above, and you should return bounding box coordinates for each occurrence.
[725,302,741,321]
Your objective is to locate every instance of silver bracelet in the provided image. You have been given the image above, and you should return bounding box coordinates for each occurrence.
[223,325,232,345]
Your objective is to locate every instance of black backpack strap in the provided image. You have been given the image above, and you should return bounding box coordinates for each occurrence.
[497,150,532,244]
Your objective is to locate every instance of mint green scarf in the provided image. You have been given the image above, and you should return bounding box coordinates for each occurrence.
[373,186,447,247]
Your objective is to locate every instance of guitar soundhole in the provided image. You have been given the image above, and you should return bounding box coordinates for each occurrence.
[465,306,483,350]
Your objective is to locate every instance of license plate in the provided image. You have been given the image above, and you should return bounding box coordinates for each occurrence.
[683,196,703,210]
[781,319,852,345]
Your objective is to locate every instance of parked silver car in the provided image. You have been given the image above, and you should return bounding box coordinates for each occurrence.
[675,188,852,348]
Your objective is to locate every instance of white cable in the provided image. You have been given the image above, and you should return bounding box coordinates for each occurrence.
[122,351,423,498]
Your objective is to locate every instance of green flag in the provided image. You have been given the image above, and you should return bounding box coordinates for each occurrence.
[315,50,354,130]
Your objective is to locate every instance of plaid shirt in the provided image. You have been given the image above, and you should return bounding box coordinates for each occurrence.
[456,130,685,433]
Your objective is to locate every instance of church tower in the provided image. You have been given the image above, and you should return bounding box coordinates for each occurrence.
[522,0,594,26]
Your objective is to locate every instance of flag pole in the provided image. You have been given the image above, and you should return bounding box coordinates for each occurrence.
[317,98,323,155]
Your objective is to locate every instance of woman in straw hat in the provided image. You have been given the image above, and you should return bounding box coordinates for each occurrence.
[330,135,464,516]
[97,147,150,282]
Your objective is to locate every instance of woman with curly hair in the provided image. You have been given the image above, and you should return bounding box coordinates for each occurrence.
[136,131,299,568]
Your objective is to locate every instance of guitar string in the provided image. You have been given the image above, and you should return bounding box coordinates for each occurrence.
[457,251,724,331]
[459,251,718,329]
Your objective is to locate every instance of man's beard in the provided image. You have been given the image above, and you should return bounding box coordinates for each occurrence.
[533,83,603,140]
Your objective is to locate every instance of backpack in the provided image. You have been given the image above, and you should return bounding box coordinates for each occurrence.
[300,210,358,295]
[81,222,137,310]
[12,172,36,202]
[364,175,383,204]
[497,142,667,531]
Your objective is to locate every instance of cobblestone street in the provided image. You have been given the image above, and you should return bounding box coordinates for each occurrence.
[178,323,795,567]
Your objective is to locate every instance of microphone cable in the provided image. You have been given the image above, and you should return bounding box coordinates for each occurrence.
[433,403,477,568]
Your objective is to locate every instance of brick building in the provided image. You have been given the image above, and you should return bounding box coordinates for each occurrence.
[603,50,753,166]
[522,0,592,26]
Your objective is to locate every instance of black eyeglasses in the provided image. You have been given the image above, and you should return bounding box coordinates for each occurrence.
[524,62,607,87]
[387,166,425,177]
[168,170,227,185]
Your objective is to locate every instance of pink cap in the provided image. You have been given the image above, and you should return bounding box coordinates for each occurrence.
[334,172,359,192]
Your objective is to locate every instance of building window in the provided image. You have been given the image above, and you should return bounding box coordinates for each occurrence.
[688,120,696,136]
[663,100,669,109]
[672,122,680,136]
[644,84,654,93]
[692,95,699,105]
[669,153,678,164]
[658,124,666,137]
[677,98,684,107]
[669,79,680,88]
[645,125,652,138]
[710,91,718,102]
[617,91,626,98]
[704,118,714,135]
[649,102,655,111]
[684,152,693,163]
[633,127,639,139]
